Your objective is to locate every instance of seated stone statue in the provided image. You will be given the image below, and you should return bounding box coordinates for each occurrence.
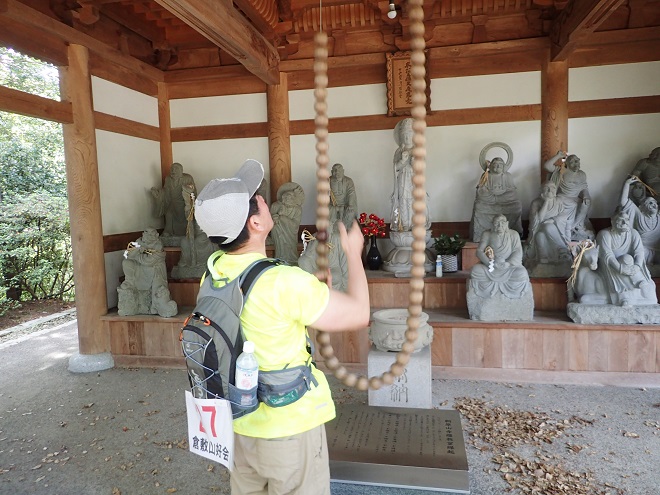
[171,183,218,279]
[151,162,197,246]
[619,176,660,274]
[470,142,522,242]
[572,211,656,307]
[524,181,574,276]
[467,214,533,321]
[270,182,305,264]
[329,163,358,229]
[118,228,178,317]
[544,151,594,239]
[298,219,348,292]
[631,146,660,193]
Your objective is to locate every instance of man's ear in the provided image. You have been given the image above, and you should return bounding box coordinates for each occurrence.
[247,214,266,234]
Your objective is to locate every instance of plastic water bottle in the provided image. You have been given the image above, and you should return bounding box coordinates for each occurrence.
[436,256,443,277]
[235,341,259,406]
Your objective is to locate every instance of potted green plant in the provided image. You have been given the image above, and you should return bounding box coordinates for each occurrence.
[432,233,466,273]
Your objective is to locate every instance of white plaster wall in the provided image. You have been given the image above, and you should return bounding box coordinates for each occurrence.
[96,130,161,308]
[569,62,660,101]
[91,76,158,126]
[289,84,388,120]
[292,121,541,225]
[431,71,541,110]
[172,137,270,195]
[170,93,268,127]
[568,113,660,218]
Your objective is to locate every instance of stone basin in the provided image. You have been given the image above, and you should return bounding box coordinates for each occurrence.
[369,308,434,352]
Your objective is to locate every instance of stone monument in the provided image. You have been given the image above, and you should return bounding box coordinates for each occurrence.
[367,308,433,409]
[150,162,196,247]
[171,183,218,279]
[298,219,348,291]
[544,151,594,239]
[117,228,177,317]
[270,182,305,264]
[620,176,660,276]
[382,118,434,274]
[467,214,533,321]
[470,142,523,242]
[568,210,659,324]
[329,163,358,229]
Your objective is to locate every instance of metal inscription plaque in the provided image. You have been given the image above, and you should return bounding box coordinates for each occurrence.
[327,404,469,493]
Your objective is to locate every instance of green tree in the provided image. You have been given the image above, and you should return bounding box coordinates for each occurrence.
[0,47,70,309]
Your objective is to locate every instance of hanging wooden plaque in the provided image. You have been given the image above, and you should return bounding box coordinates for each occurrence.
[386,51,431,117]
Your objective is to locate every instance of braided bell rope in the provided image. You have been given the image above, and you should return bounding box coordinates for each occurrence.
[312,0,428,391]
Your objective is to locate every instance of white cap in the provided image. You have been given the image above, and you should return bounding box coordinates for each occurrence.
[194,159,265,243]
[243,341,255,353]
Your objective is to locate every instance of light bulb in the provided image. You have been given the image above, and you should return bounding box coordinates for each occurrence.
[387,3,396,19]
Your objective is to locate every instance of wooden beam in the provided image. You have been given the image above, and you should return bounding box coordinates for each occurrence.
[1,0,163,84]
[568,95,660,118]
[267,72,292,201]
[551,0,627,61]
[93,111,160,141]
[157,82,173,182]
[232,0,279,37]
[153,0,280,85]
[171,122,269,141]
[570,27,660,67]
[541,58,568,169]
[0,84,72,123]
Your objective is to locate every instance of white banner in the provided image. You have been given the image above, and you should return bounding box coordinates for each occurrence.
[184,391,234,470]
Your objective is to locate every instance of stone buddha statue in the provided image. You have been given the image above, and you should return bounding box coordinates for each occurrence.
[470,142,523,242]
[467,214,533,321]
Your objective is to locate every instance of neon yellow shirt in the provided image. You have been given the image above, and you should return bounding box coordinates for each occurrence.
[208,251,335,438]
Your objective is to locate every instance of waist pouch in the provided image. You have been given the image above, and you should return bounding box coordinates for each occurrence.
[257,364,318,408]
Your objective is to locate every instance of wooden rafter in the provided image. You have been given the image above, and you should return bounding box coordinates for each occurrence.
[550,0,627,61]
[233,0,279,37]
[153,0,280,84]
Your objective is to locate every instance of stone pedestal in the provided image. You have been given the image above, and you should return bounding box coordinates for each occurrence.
[382,231,434,274]
[467,282,534,321]
[567,302,660,324]
[368,345,432,409]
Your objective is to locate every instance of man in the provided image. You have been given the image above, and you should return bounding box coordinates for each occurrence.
[194,159,369,495]
[469,214,530,299]
[151,162,196,238]
[594,210,656,306]
[544,152,592,238]
[620,176,660,266]
[631,147,660,193]
[329,163,358,229]
[526,181,572,265]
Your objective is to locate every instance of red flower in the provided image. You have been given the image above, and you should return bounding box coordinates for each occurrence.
[358,212,387,238]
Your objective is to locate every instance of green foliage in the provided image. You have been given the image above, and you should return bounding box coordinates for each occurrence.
[0,47,66,200]
[0,192,74,301]
[433,233,466,255]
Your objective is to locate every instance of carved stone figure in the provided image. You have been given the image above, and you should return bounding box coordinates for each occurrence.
[383,118,434,274]
[524,181,573,277]
[571,211,657,307]
[467,214,533,321]
[631,147,660,193]
[545,151,594,239]
[619,176,660,275]
[171,183,218,279]
[151,162,196,246]
[368,309,433,352]
[329,163,358,229]
[470,142,523,242]
[298,219,348,292]
[270,182,305,264]
[117,228,177,317]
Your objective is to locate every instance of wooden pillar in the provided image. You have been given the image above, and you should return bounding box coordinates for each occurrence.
[266,71,291,202]
[541,57,568,172]
[158,81,173,184]
[59,44,109,355]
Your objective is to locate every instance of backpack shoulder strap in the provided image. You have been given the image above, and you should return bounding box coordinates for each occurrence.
[239,258,282,299]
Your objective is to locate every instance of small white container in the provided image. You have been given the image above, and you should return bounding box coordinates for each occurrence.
[436,256,443,277]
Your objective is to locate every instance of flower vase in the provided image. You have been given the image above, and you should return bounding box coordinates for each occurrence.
[366,236,383,270]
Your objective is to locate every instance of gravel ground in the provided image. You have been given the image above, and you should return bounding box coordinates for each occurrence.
[0,320,658,495]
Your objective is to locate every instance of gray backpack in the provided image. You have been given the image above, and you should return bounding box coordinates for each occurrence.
[180,253,280,419]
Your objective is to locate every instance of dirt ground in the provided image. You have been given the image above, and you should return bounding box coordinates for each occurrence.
[0,299,75,331]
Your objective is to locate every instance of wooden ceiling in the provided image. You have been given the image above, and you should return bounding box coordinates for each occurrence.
[4,0,660,86]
